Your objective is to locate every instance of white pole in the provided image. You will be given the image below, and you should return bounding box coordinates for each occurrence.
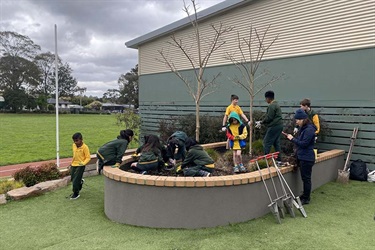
[55,24,60,168]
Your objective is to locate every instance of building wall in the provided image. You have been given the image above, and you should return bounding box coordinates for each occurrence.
[139,47,375,169]
[133,0,375,169]
[138,0,375,75]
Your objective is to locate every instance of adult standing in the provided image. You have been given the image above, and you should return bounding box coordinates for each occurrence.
[255,90,283,161]
[96,129,134,174]
[283,109,316,205]
[297,98,320,141]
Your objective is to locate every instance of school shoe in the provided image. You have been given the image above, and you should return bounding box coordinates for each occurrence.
[239,164,247,173]
[198,170,211,177]
[300,198,310,205]
[233,166,240,173]
[70,193,80,200]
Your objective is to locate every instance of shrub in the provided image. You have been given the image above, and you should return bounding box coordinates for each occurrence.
[13,166,38,187]
[205,148,220,162]
[47,104,54,111]
[35,163,61,182]
[116,109,140,143]
[0,179,24,194]
[157,114,226,144]
[222,150,233,163]
[248,159,268,172]
[251,139,264,156]
[13,163,61,187]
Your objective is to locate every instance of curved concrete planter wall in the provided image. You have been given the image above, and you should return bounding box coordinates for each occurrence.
[103,148,344,229]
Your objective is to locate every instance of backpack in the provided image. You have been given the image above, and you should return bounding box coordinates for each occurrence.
[349,159,369,181]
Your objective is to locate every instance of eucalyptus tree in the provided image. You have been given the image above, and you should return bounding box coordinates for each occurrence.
[0,31,41,111]
[118,64,139,108]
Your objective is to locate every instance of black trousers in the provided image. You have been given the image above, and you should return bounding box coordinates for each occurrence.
[70,166,85,195]
[97,154,116,171]
[263,124,283,161]
[299,160,314,201]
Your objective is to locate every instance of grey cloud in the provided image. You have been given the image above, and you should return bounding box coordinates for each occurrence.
[1,0,225,96]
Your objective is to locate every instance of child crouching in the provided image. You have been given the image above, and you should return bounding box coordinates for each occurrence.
[179,138,215,177]
[131,134,164,174]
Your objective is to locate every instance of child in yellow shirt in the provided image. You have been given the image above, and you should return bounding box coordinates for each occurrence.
[226,112,248,173]
[69,132,91,200]
[222,94,250,131]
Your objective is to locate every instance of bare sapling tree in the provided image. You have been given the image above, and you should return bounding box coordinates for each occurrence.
[226,24,283,156]
[157,0,233,141]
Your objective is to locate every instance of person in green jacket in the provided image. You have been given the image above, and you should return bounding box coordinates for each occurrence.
[255,90,283,161]
[131,134,164,174]
[96,129,134,174]
[180,138,215,177]
[166,131,188,165]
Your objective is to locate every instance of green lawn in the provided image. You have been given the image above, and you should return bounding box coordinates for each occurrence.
[0,113,138,166]
[0,178,373,249]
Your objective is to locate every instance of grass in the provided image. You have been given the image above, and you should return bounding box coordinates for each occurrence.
[0,113,138,166]
[0,178,373,249]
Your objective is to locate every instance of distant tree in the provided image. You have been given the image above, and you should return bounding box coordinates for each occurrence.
[71,95,97,107]
[103,88,120,103]
[0,31,41,111]
[33,52,60,95]
[85,100,102,110]
[0,55,40,91]
[36,94,48,111]
[25,95,37,110]
[157,0,233,141]
[118,64,138,108]
[0,31,40,58]
[49,62,77,97]
[3,88,28,112]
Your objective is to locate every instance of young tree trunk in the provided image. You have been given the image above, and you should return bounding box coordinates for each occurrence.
[196,101,200,142]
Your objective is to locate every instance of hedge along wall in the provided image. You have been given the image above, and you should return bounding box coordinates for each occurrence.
[138,48,375,170]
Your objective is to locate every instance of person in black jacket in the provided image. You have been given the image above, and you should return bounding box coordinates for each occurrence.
[283,109,316,205]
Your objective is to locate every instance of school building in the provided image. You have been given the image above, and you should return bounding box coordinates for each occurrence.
[126,0,375,170]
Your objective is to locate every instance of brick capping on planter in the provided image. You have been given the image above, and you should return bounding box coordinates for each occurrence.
[103,147,345,188]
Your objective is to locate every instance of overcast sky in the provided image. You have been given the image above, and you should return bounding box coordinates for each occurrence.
[0,0,225,97]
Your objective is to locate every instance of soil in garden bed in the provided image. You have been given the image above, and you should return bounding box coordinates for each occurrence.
[120,152,295,177]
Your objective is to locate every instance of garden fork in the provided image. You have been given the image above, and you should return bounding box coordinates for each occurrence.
[250,158,281,224]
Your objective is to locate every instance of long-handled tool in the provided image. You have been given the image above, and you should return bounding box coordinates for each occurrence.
[268,153,295,218]
[262,154,285,219]
[337,127,359,184]
[272,160,307,218]
[250,158,281,224]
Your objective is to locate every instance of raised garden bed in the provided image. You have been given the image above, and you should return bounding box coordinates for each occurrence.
[103,145,345,229]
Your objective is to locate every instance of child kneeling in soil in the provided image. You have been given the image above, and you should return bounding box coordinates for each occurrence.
[226,111,248,173]
[179,138,215,177]
[131,134,164,174]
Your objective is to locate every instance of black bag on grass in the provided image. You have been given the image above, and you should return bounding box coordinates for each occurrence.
[349,159,368,181]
